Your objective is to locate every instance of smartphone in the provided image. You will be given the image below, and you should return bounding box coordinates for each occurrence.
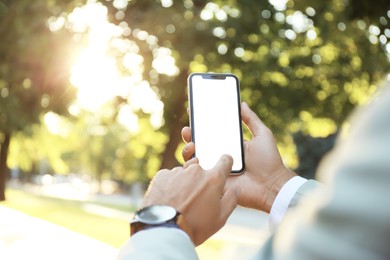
[188,72,245,174]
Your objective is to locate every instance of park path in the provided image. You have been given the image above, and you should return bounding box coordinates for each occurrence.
[0,205,118,260]
[1,185,271,260]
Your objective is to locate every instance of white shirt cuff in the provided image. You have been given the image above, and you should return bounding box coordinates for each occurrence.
[269,176,307,231]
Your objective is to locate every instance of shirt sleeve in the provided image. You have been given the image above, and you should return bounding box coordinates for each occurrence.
[269,176,307,231]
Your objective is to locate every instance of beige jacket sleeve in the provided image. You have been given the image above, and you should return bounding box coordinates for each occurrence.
[117,227,198,260]
[256,84,390,260]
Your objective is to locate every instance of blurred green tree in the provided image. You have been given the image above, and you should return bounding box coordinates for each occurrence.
[0,0,80,200]
[2,0,390,201]
[100,0,390,174]
[58,106,167,188]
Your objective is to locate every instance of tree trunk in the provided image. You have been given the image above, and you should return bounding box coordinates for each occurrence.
[0,132,11,201]
[159,71,189,170]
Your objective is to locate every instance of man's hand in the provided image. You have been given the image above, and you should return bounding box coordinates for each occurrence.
[141,155,239,246]
[182,102,296,213]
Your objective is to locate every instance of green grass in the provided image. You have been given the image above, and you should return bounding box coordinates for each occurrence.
[2,188,227,258]
[2,188,133,248]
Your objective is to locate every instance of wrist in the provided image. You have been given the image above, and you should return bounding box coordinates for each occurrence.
[264,167,297,213]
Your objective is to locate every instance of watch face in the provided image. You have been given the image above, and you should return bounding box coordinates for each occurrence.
[135,205,177,225]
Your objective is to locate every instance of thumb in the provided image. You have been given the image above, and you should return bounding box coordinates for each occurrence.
[241,102,266,137]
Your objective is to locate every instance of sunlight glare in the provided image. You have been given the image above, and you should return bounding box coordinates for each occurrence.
[68,2,167,130]
[113,0,128,10]
[123,53,144,75]
[44,112,70,137]
[67,2,108,33]
[269,0,287,11]
[69,2,125,112]
[286,11,312,33]
[161,0,173,8]
[128,82,162,112]
[70,50,120,111]
[118,105,139,133]
[152,47,179,76]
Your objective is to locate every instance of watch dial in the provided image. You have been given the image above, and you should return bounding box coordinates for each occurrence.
[137,205,177,224]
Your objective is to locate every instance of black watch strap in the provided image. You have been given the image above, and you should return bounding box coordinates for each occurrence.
[130,219,179,236]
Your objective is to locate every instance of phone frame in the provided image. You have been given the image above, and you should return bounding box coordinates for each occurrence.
[187,72,245,174]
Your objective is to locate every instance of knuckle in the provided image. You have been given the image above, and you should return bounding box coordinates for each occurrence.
[187,163,201,172]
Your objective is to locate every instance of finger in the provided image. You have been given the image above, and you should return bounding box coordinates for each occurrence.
[219,187,240,223]
[183,157,199,169]
[241,102,267,137]
[181,126,192,143]
[171,166,182,173]
[182,142,195,162]
[210,154,233,181]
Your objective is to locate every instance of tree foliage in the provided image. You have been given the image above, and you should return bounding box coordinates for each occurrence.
[0,0,81,200]
[100,0,390,171]
[1,0,390,200]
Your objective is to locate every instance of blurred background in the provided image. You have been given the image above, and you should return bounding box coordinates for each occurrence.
[1,0,390,259]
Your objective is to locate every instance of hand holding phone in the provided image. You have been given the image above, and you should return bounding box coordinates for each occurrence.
[188,73,245,174]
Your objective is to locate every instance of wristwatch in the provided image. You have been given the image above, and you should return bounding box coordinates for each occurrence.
[130,205,180,236]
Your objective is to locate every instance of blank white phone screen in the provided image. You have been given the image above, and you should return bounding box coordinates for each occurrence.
[189,74,244,173]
